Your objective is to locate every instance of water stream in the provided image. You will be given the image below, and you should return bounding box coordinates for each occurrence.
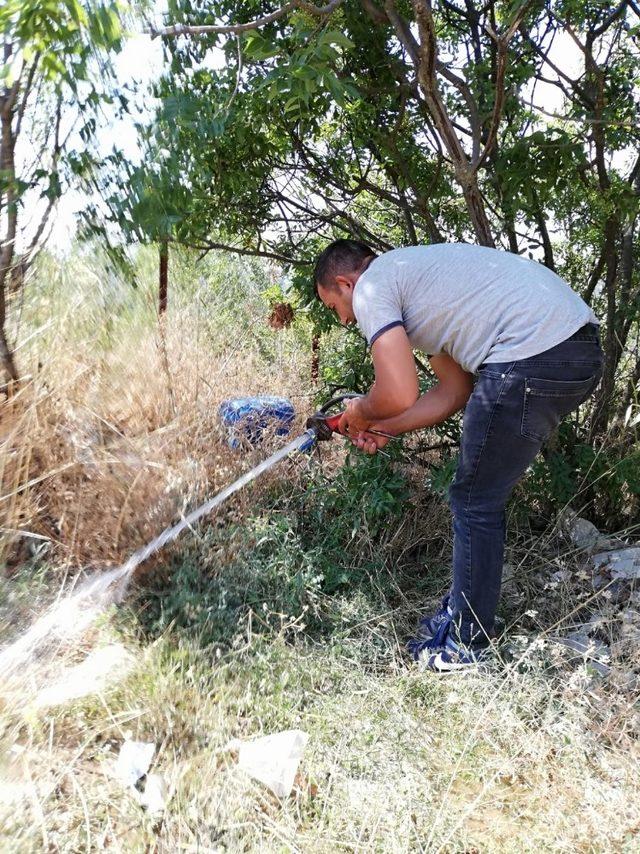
[0,430,315,679]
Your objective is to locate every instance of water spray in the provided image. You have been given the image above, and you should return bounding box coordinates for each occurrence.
[0,395,393,678]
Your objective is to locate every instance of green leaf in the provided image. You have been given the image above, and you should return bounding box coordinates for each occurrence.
[243,32,280,61]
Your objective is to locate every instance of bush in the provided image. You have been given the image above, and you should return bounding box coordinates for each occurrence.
[523,421,640,530]
[137,442,410,647]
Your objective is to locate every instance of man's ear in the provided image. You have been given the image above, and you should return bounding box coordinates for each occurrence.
[335,274,355,290]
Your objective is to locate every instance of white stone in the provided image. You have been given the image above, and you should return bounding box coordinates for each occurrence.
[592,547,640,580]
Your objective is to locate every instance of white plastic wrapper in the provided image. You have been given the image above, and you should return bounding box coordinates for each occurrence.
[137,773,166,815]
[237,729,309,798]
[114,740,155,787]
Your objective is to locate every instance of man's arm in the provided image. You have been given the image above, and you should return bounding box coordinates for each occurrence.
[374,353,473,435]
[338,326,419,434]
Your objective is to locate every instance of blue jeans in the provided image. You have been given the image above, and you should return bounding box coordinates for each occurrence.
[448,324,603,645]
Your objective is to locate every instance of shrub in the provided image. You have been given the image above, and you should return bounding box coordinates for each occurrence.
[137,442,410,647]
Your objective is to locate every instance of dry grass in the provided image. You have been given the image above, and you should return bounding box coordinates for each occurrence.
[1,248,639,852]
[0,251,309,573]
[1,612,639,852]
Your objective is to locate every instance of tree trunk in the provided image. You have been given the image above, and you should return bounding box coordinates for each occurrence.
[0,297,19,385]
[311,334,320,385]
[409,0,496,248]
[460,179,495,247]
[0,42,19,385]
[589,217,619,438]
[159,240,168,315]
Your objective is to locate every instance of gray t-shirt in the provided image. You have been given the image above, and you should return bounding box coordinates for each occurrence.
[352,244,598,373]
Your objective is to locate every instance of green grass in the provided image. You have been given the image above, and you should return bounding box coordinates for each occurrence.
[2,482,639,852]
[2,594,638,852]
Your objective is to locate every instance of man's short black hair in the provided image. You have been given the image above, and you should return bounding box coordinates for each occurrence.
[313,239,375,298]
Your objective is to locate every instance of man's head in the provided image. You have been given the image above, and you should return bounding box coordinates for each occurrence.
[313,239,376,325]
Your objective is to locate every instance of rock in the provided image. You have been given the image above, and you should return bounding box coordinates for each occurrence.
[550,634,611,677]
[557,509,618,551]
[620,608,640,631]
[558,509,598,549]
[609,668,639,692]
[592,547,640,581]
[545,569,571,589]
[502,563,516,588]
[573,613,607,635]
[501,563,523,607]
[562,633,610,658]
[568,517,602,550]
[617,609,640,661]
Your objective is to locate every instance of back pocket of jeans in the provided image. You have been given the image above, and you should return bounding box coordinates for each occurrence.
[521,375,598,442]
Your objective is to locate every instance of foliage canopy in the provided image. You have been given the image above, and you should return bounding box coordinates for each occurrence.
[0,0,125,381]
[93,0,640,436]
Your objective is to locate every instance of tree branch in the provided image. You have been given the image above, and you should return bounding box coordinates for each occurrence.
[591,0,629,39]
[436,60,482,161]
[383,0,420,65]
[23,96,63,264]
[15,55,39,139]
[474,1,534,171]
[360,0,388,25]
[184,239,299,265]
[148,0,342,38]
[583,247,606,306]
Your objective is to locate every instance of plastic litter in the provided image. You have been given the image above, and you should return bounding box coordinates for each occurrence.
[113,740,169,816]
[115,740,155,787]
[137,773,167,815]
[218,396,295,448]
[236,729,309,798]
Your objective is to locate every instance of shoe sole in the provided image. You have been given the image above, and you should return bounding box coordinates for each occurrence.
[418,652,481,673]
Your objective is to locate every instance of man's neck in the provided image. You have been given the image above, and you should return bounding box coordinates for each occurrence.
[355,255,376,281]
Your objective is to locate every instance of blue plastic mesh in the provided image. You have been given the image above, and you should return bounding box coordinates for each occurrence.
[218,396,295,449]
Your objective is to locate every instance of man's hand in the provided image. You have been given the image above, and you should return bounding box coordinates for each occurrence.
[338,397,371,436]
[338,400,393,453]
[351,430,390,455]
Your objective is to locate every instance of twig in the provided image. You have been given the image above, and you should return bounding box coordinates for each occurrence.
[148,0,342,39]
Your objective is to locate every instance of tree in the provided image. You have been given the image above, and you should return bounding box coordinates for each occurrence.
[0,0,124,385]
[96,0,639,433]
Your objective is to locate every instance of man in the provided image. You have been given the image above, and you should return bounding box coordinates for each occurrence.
[314,239,603,673]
